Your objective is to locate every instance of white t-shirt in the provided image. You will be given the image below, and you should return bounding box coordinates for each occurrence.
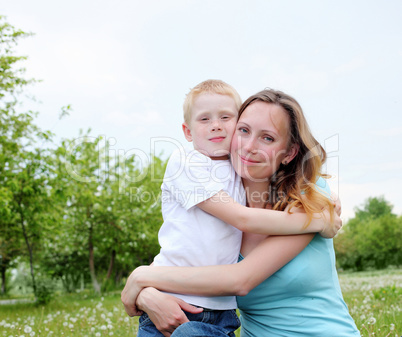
[153,148,245,309]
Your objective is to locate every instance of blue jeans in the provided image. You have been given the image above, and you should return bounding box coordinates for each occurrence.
[137,309,240,337]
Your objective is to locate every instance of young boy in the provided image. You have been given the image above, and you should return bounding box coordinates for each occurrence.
[132,80,340,337]
[137,80,244,336]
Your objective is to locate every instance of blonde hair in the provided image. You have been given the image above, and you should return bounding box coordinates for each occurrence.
[238,89,334,225]
[183,79,242,125]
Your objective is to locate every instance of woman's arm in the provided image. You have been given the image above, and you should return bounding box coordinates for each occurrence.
[197,190,341,238]
[121,233,314,315]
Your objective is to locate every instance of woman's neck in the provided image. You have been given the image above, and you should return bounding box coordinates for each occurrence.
[242,178,270,209]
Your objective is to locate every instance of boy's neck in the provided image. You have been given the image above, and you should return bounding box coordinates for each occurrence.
[194,148,230,161]
[210,155,230,161]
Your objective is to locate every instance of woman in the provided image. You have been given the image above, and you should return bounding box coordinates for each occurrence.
[122,89,359,336]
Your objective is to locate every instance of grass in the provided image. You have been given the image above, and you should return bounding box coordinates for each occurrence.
[338,269,401,337]
[0,293,139,336]
[0,269,400,337]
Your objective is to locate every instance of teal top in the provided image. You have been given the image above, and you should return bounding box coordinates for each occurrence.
[237,178,360,337]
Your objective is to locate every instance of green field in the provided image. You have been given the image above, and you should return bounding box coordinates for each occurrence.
[1,269,400,337]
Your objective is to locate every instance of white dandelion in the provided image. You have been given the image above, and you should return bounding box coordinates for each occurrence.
[24,326,32,333]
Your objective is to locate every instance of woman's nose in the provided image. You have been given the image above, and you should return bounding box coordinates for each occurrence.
[242,137,257,154]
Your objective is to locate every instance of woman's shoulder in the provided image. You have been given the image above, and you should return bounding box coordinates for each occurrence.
[314,176,331,199]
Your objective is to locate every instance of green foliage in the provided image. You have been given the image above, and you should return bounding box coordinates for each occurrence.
[335,196,402,271]
[34,278,54,305]
[43,131,166,293]
[0,16,54,296]
[0,17,167,298]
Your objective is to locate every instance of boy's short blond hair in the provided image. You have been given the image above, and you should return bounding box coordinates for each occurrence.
[183,79,242,125]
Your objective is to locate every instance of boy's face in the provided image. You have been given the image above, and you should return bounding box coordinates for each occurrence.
[182,93,238,160]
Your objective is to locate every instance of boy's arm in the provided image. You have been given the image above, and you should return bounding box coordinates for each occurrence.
[197,190,341,238]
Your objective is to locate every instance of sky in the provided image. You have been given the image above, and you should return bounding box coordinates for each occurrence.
[2,0,402,221]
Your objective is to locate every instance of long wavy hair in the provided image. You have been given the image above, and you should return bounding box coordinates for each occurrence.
[238,89,334,225]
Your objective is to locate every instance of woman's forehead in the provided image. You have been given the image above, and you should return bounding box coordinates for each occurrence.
[239,102,290,135]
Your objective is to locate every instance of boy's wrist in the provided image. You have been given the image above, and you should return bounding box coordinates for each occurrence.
[307,216,324,233]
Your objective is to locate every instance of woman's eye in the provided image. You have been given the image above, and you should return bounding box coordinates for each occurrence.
[238,127,248,133]
[263,136,273,142]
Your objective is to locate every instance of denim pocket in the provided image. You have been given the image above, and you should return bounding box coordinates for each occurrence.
[222,309,241,335]
[138,312,152,328]
[230,309,241,326]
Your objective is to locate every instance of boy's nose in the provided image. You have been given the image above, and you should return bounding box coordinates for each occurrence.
[211,120,222,131]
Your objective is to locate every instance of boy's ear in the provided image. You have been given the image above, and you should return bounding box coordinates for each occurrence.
[182,123,193,142]
[283,143,299,165]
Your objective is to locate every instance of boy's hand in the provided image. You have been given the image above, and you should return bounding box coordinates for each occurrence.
[319,194,343,238]
[331,192,342,216]
[319,208,342,238]
[137,287,203,337]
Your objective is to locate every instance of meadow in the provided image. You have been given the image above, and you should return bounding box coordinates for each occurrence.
[0,269,400,337]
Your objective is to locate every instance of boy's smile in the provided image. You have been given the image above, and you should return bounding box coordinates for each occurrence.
[182,93,238,160]
[209,136,225,143]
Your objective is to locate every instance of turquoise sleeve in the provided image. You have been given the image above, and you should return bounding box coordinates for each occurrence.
[315,176,331,199]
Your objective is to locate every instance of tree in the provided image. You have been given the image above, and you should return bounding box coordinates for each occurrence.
[0,16,166,296]
[334,196,402,271]
[0,16,54,296]
[45,132,165,293]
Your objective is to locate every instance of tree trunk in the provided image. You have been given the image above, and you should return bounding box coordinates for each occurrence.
[88,223,101,293]
[105,249,116,281]
[0,262,6,294]
[19,208,36,295]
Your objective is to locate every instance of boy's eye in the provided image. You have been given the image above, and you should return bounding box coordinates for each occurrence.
[201,117,209,121]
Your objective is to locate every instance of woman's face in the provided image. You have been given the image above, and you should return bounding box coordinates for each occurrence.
[230,101,297,182]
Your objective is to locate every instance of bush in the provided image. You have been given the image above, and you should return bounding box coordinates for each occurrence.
[334,197,402,271]
[35,278,55,305]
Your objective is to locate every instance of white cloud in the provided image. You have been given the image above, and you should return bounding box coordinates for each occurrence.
[101,109,164,127]
[258,62,330,94]
[371,127,402,137]
[334,179,402,221]
[334,57,367,74]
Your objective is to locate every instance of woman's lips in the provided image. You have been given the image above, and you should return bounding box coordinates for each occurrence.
[239,154,260,165]
[209,137,225,143]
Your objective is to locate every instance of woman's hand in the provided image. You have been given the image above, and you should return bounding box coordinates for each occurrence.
[121,267,146,316]
[136,287,203,337]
